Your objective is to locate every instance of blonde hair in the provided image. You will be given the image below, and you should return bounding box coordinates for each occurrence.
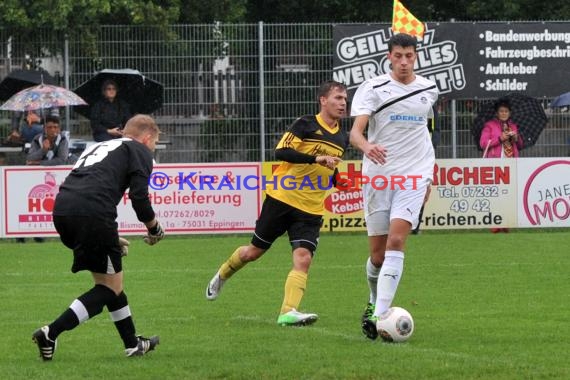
[123,114,160,138]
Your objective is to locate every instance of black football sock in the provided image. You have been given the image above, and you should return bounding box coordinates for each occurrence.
[48,284,116,340]
[107,291,138,348]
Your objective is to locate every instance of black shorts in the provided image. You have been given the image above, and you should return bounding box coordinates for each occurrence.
[53,215,122,274]
[251,195,322,254]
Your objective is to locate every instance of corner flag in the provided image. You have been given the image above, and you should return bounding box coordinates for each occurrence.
[392,0,425,39]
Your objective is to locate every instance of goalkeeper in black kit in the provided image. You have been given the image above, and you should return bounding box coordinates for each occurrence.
[32,114,165,361]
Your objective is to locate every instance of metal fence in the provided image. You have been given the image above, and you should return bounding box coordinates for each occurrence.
[1,23,569,163]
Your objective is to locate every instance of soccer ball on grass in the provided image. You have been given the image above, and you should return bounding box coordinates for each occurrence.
[376,306,414,343]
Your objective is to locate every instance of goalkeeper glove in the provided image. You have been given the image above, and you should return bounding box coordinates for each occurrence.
[118,237,130,256]
[144,220,165,246]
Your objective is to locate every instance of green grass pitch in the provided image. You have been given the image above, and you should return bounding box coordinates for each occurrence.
[1,230,568,379]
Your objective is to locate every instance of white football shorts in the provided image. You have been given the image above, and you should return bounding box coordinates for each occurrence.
[363,176,430,236]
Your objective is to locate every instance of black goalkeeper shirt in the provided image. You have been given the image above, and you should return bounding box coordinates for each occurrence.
[53,138,155,223]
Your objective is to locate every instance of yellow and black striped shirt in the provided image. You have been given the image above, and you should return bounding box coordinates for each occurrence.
[267,114,348,215]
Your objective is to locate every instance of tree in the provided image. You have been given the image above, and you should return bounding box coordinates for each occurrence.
[242,0,570,23]
[0,1,179,48]
[179,0,247,23]
[0,0,180,29]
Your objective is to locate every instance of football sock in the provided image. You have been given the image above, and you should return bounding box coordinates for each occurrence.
[219,247,246,280]
[366,257,381,304]
[48,284,116,340]
[280,270,307,314]
[373,250,404,318]
[107,291,138,349]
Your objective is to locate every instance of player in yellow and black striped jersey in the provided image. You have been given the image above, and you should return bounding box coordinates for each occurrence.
[268,112,347,215]
[205,81,348,327]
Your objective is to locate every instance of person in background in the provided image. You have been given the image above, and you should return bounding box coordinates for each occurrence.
[205,80,348,326]
[90,79,132,142]
[8,109,61,145]
[9,111,44,144]
[479,99,523,233]
[480,99,523,158]
[26,115,69,166]
[16,114,67,243]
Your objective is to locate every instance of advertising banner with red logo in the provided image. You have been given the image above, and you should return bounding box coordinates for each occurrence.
[517,158,570,227]
[260,161,367,233]
[423,158,518,229]
[2,167,69,237]
[1,163,261,237]
[2,158,569,238]
[322,160,366,232]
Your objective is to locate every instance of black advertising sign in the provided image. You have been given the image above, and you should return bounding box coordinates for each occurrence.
[333,22,570,99]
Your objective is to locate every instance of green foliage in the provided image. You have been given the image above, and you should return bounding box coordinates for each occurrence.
[0,0,180,56]
[179,0,247,23]
[0,0,180,29]
[1,230,569,379]
[1,0,569,61]
[422,0,570,21]
[1,0,570,31]
[245,0,391,22]
[243,0,570,22]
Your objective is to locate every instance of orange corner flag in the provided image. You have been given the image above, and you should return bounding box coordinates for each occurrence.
[392,0,425,39]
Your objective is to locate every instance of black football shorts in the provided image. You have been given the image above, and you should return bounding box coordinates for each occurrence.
[53,215,122,274]
[251,195,322,254]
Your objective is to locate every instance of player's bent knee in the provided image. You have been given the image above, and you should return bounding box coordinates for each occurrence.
[241,245,266,262]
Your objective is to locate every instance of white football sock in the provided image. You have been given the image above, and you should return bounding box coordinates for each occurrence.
[366,257,380,304]
[373,250,404,317]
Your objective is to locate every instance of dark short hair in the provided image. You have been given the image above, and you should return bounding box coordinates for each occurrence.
[317,80,347,101]
[45,115,60,125]
[101,79,118,91]
[494,98,511,112]
[388,33,418,52]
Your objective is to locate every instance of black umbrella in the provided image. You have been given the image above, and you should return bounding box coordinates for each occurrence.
[73,68,164,118]
[472,93,547,150]
[0,69,57,101]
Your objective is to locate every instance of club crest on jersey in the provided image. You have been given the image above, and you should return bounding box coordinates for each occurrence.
[420,96,428,104]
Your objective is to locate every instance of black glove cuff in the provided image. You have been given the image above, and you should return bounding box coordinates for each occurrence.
[149,223,161,235]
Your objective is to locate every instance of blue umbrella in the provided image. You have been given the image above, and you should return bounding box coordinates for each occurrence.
[550,92,570,108]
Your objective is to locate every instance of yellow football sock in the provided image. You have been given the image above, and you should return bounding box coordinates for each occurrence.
[219,247,246,280]
[280,270,308,314]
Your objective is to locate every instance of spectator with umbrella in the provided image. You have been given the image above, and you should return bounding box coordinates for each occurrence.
[26,115,69,166]
[479,98,524,159]
[0,69,59,145]
[89,79,132,142]
[1,82,87,242]
[550,91,570,109]
[8,110,44,145]
[473,93,547,154]
[74,69,164,142]
[478,98,523,233]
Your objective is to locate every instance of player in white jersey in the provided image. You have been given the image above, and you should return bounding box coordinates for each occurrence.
[349,33,439,340]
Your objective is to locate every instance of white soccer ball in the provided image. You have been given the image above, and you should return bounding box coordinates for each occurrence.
[376,306,414,343]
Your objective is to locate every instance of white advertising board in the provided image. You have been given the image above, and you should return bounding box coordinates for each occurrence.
[1,163,261,237]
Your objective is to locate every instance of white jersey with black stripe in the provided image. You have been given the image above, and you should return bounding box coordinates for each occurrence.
[351,73,439,180]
